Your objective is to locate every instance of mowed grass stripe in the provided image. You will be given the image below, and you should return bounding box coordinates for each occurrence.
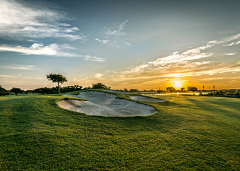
[185,97,240,126]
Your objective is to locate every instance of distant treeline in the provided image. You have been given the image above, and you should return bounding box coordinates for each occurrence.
[121,88,165,93]
[0,83,111,96]
[200,90,240,97]
[1,84,240,98]
[29,83,111,94]
[29,85,83,94]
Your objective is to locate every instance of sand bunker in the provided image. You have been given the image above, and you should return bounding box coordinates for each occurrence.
[129,96,166,102]
[58,91,157,117]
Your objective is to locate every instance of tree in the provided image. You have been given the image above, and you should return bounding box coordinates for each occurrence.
[130,89,139,92]
[166,87,175,92]
[157,90,165,93]
[10,87,22,96]
[187,87,198,95]
[0,86,9,96]
[74,85,82,90]
[234,91,240,96]
[92,83,109,89]
[46,73,67,94]
[84,86,91,90]
[218,90,224,95]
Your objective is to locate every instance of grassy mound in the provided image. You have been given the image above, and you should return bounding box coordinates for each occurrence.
[0,92,239,170]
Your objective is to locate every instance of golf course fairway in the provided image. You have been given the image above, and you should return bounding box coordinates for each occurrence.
[0,91,239,170]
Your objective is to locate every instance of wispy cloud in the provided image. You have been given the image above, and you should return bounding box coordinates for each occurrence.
[95,38,102,43]
[101,39,110,44]
[95,38,110,44]
[0,65,36,70]
[0,43,57,55]
[224,53,237,56]
[110,33,240,81]
[148,46,214,66]
[222,33,240,43]
[223,42,235,46]
[105,20,128,36]
[217,30,237,34]
[95,38,120,48]
[0,0,84,41]
[0,75,15,78]
[95,20,132,48]
[60,44,77,50]
[125,42,132,47]
[65,27,79,33]
[158,61,240,78]
[223,40,240,47]
[0,43,105,62]
[84,55,105,62]
[94,73,103,79]
[22,76,43,80]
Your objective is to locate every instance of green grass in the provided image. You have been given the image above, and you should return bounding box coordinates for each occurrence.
[0,91,240,170]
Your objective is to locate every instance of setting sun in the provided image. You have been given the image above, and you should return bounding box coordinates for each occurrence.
[173,81,182,88]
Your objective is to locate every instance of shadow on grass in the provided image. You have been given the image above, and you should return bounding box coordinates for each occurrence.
[186,98,240,123]
[203,98,240,112]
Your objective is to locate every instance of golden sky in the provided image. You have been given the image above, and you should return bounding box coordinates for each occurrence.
[0,0,240,90]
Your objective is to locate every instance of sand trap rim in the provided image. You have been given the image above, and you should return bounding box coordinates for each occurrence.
[63,89,164,107]
[57,90,159,117]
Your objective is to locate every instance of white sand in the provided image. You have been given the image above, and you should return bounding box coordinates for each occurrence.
[129,96,166,102]
[58,91,157,117]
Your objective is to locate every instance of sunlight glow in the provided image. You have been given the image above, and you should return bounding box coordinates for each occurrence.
[173,81,182,88]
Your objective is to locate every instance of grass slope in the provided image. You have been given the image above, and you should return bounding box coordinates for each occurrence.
[0,92,240,170]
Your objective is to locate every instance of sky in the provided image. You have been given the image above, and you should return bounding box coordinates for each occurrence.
[1,0,240,90]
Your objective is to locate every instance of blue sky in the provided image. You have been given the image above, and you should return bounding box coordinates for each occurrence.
[1,0,240,90]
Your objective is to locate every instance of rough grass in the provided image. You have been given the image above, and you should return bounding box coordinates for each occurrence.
[0,92,239,170]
